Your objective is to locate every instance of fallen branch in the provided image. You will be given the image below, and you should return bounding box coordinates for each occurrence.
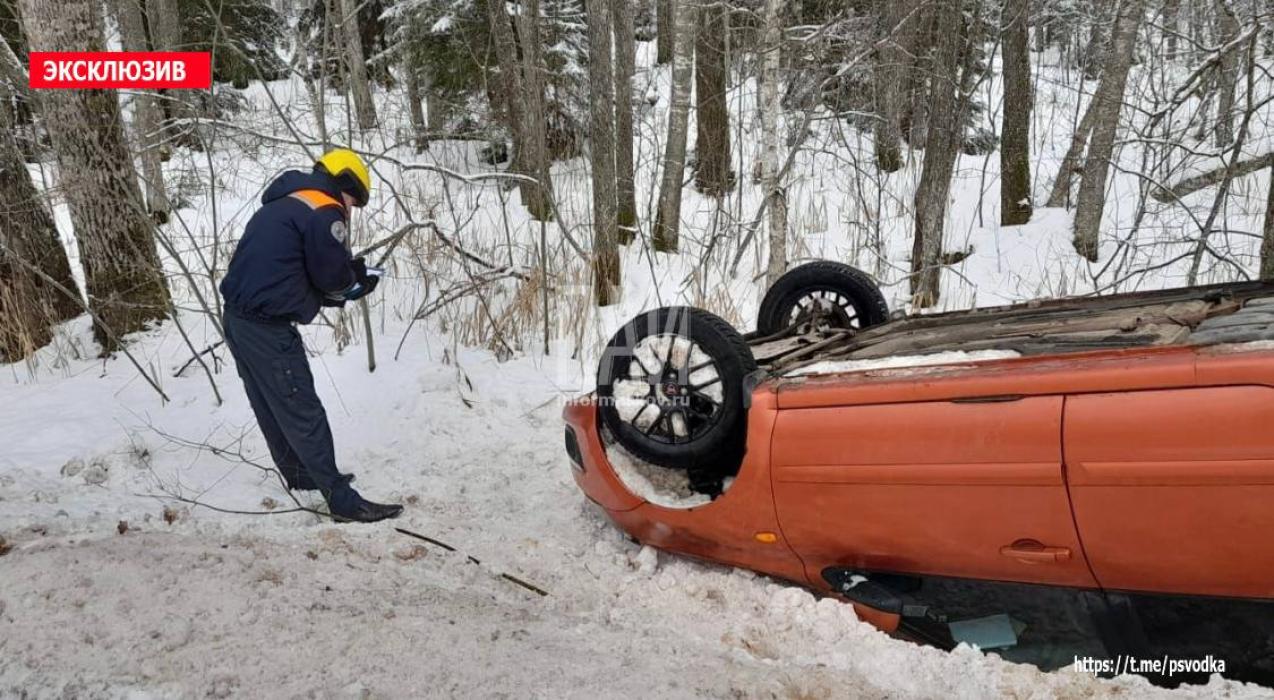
[395,527,549,597]
[1152,152,1274,203]
[173,340,225,378]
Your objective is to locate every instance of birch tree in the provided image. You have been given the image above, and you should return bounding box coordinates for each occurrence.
[1001,0,1032,225]
[1072,0,1144,261]
[19,0,170,351]
[585,0,619,304]
[760,0,786,287]
[653,0,695,252]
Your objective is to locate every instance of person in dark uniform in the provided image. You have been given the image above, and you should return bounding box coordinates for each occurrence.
[219,148,402,523]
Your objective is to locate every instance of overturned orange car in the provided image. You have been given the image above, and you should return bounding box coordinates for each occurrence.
[564,262,1274,686]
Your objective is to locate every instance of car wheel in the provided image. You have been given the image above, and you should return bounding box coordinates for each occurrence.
[756,261,890,335]
[597,306,757,478]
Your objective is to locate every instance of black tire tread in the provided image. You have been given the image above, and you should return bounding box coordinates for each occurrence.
[757,261,890,335]
[597,306,755,477]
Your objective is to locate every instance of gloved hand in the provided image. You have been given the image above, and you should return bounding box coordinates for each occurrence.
[343,256,382,301]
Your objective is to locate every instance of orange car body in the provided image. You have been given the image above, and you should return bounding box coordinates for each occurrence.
[564,341,1274,629]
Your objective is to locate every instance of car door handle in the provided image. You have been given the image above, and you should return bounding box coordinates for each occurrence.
[1000,540,1072,563]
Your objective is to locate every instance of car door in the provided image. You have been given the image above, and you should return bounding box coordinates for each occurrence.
[1064,385,1274,599]
[770,395,1099,589]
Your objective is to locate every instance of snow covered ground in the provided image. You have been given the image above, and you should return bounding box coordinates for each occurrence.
[4,317,1273,699]
[6,25,1274,700]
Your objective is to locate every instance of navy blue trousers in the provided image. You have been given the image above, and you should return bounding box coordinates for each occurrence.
[223,311,354,502]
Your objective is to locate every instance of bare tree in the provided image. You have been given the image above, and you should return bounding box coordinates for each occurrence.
[1213,0,1239,146]
[873,0,920,173]
[486,0,529,177]
[1163,0,1181,58]
[613,0,638,241]
[404,58,428,152]
[1263,163,1274,279]
[339,0,378,131]
[486,0,553,220]
[694,1,733,195]
[0,88,80,360]
[760,0,786,287]
[653,0,696,253]
[0,34,78,328]
[1072,0,1144,261]
[112,0,171,222]
[585,0,620,304]
[146,0,195,140]
[19,0,170,351]
[657,0,673,64]
[910,0,975,308]
[1001,0,1033,225]
[1045,95,1097,207]
[516,0,555,220]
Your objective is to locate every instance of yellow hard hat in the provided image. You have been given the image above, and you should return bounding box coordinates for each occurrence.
[315,148,371,207]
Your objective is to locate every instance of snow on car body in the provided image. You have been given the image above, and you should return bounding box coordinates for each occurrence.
[564,264,1274,685]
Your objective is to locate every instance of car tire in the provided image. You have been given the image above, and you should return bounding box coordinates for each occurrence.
[756,261,890,335]
[597,306,757,480]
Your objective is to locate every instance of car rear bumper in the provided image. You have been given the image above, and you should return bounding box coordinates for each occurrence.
[562,389,810,586]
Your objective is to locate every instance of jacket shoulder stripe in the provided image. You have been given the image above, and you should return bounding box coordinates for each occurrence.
[289,189,343,210]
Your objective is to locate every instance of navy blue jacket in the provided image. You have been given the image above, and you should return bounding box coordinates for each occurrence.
[220,170,356,324]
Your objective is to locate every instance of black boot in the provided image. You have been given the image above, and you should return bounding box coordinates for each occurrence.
[328,488,403,523]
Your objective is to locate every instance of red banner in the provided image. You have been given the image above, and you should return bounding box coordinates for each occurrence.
[28,52,212,90]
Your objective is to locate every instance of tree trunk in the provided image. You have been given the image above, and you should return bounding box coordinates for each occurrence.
[653,0,695,253]
[761,0,786,287]
[1045,93,1098,208]
[901,5,938,148]
[19,0,170,352]
[585,0,619,305]
[112,0,170,223]
[1213,0,1239,147]
[1163,0,1180,59]
[873,0,920,173]
[909,0,971,308]
[516,0,555,221]
[1001,0,1033,225]
[404,58,427,152]
[694,2,733,196]
[656,0,673,64]
[145,0,195,144]
[298,24,330,148]
[1153,152,1274,202]
[1072,0,1144,262]
[1262,165,1274,279]
[613,0,637,241]
[485,0,531,210]
[0,87,80,360]
[339,0,377,131]
[426,71,446,131]
[1080,0,1113,79]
